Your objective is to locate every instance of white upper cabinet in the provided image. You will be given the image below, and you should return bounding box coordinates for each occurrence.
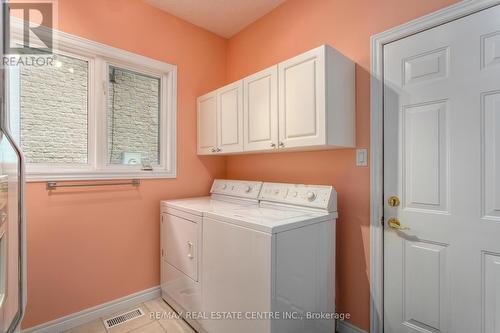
[197,92,217,154]
[278,47,326,148]
[243,66,278,152]
[279,45,355,149]
[197,45,355,155]
[217,81,243,153]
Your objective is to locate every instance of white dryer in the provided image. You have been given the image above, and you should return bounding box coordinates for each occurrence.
[160,179,262,331]
[200,182,337,333]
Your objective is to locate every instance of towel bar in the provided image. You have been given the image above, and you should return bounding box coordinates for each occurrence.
[46,179,140,190]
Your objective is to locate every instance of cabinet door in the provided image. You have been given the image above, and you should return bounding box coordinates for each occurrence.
[278,46,326,148]
[243,66,278,152]
[217,81,243,153]
[197,92,217,154]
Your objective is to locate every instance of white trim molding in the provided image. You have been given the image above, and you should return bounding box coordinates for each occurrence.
[369,1,500,333]
[337,320,369,333]
[21,286,160,333]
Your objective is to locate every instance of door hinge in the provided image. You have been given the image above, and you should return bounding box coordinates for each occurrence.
[380,216,384,226]
[161,249,164,257]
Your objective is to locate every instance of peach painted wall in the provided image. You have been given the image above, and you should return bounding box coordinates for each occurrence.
[224,0,459,330]
[22,0,465,330]
[22,0,227,328]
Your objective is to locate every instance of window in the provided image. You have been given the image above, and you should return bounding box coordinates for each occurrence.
[19,53,89,165]
[8,22,177,180]
[107,66,160,166]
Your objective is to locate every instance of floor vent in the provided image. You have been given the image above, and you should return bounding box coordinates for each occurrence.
[103,308,144,329]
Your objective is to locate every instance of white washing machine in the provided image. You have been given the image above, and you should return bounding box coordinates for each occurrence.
[200,182,337,333]
[160,179,262,331]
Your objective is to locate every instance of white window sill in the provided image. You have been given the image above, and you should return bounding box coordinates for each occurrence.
[25,171,176,182]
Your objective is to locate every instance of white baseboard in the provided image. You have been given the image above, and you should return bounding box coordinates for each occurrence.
[22,286,161,333]
[337,320,368,333]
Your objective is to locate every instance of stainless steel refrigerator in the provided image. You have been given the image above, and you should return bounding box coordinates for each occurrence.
[0,2,26,332]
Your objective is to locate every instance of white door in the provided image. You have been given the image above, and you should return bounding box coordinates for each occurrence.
[197,92,217,154]
[278,46,326,149]
[384,5,500,333]
[243,66,278,152]
[217,81,243,154]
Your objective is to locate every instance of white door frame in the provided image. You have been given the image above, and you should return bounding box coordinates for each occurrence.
[369,1,500,332]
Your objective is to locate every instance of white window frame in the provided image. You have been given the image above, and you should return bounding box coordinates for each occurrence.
[8,19,177,181]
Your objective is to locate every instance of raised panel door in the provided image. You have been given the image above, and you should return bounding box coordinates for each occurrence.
[243,66,278,152]
[278,46,326,148]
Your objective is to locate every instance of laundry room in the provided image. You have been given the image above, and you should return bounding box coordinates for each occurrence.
[0,0,498,333]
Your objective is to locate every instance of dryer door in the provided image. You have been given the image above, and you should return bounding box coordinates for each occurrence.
[164,214,199,281]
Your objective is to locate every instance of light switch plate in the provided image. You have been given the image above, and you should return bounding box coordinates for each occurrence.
[356,149,368,167]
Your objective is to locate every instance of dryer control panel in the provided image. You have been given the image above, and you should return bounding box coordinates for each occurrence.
[210,179,263,199]
[259,182,337,212]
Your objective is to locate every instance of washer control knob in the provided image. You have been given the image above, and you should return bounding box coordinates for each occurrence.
[306,191,316,202]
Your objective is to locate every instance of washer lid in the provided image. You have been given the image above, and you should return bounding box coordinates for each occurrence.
[162,197,253,216]
[205,206,336,234]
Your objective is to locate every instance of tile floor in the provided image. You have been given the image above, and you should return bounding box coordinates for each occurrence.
[62,298,196,333]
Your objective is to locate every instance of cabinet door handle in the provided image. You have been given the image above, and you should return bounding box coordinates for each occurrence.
[187,241,194,259]
[216,148,222,152]
[211,148,216,153]
[270,143,276,148]
[279,142,285,147]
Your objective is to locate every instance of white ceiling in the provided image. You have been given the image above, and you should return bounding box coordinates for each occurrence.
[144,0,286,38]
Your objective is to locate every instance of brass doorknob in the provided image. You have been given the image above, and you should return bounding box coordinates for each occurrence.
[387,217,409,230]
[388,196,400,207]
